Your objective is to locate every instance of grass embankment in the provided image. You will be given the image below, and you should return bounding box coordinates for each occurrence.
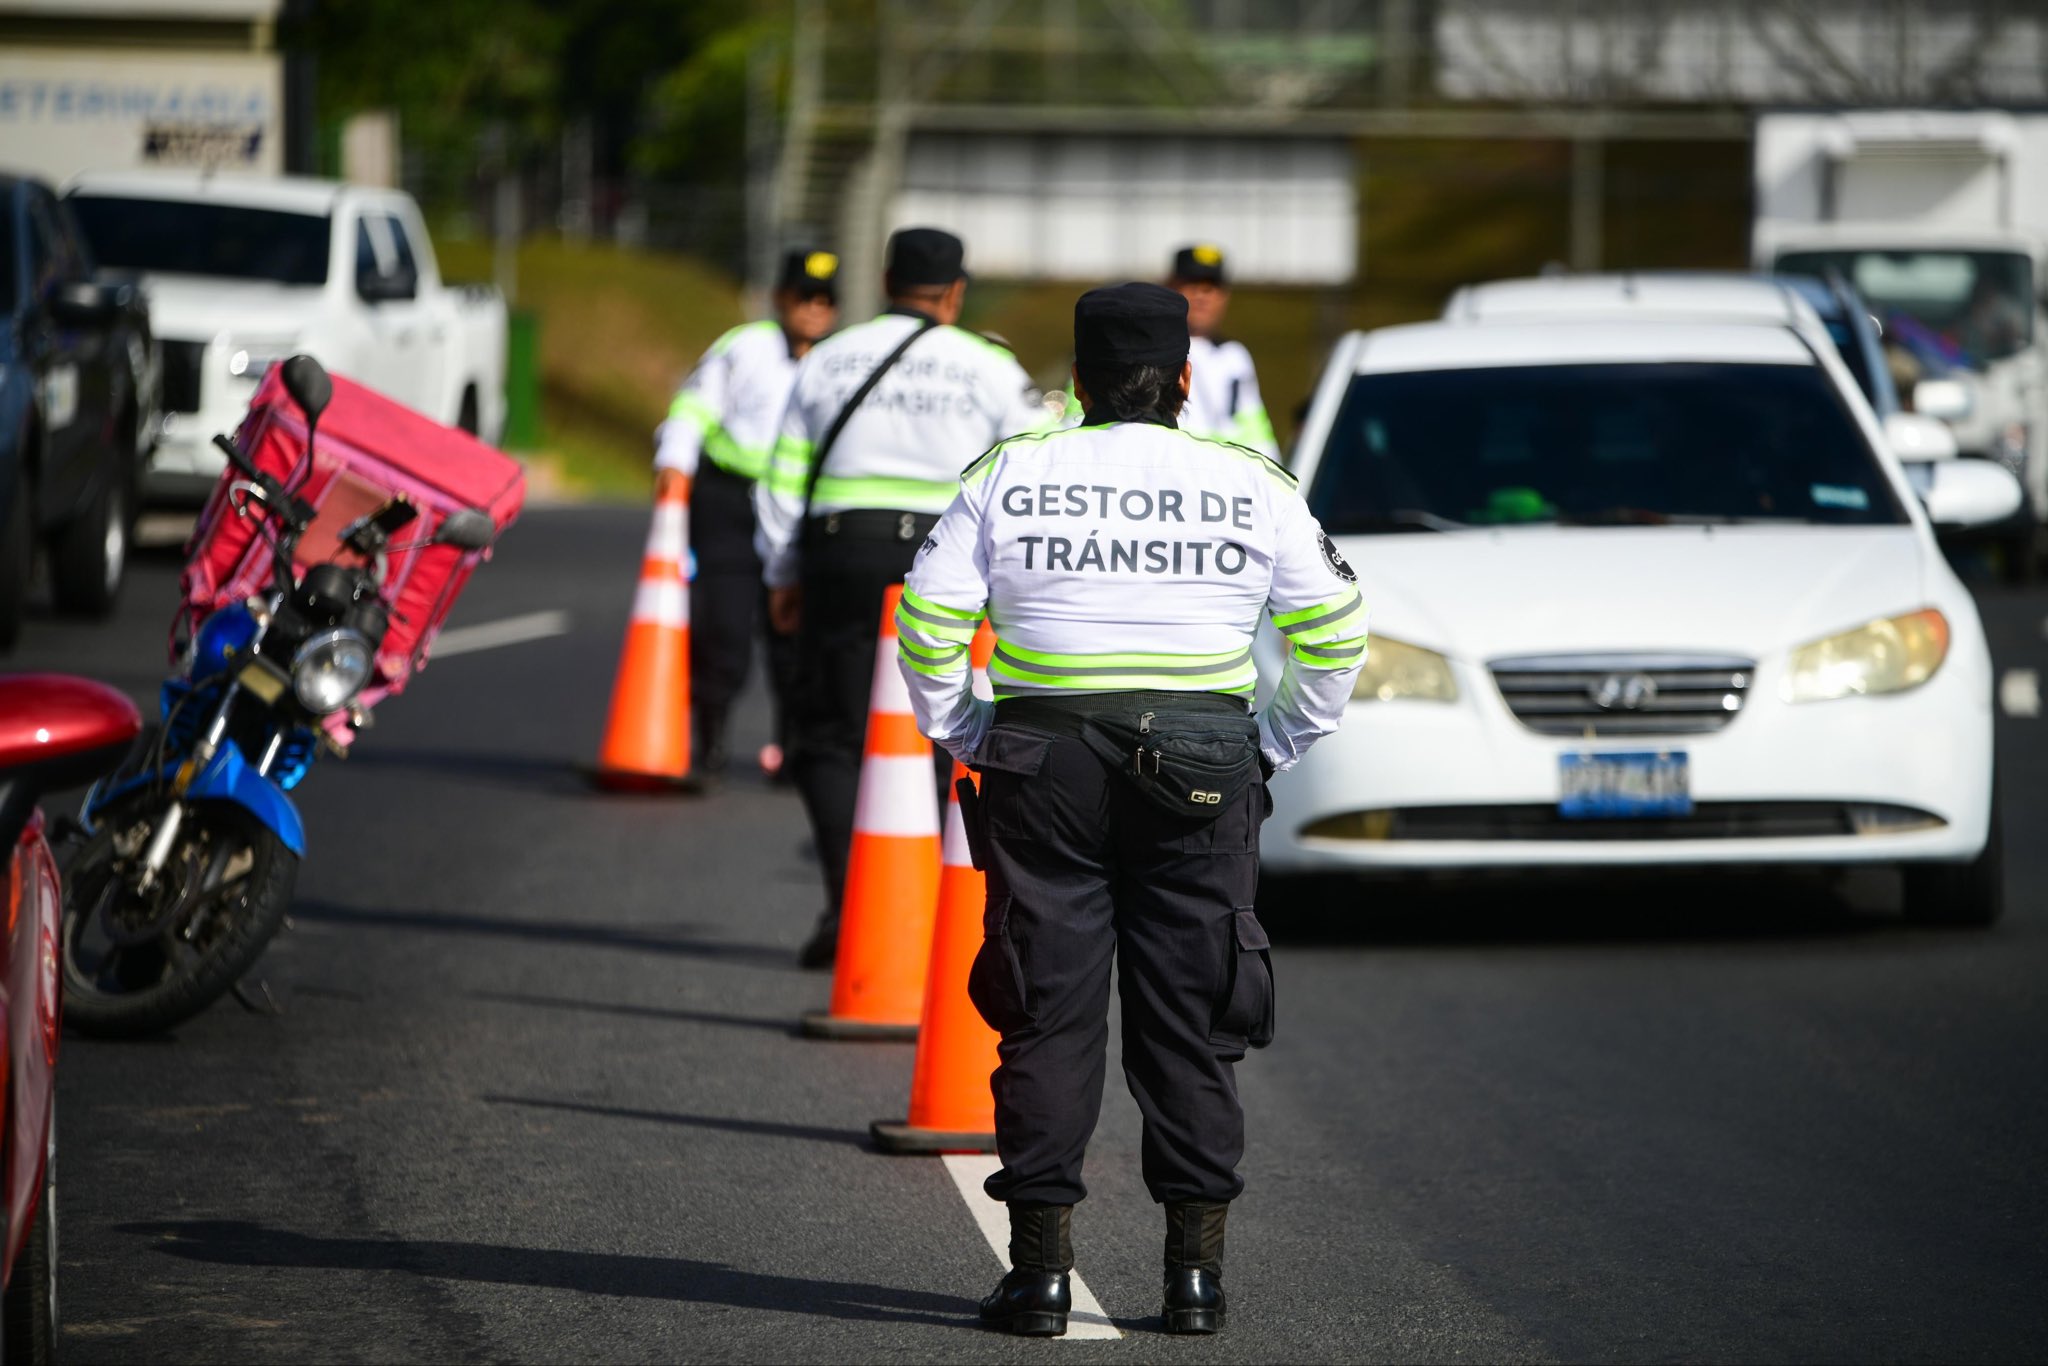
[438,137,1748,498]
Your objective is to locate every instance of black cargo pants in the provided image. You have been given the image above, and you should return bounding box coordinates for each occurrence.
[966,697,1276,1208]
[688,460,796,750]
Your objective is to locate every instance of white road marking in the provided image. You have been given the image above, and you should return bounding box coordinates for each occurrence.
[429,610,572,660]
[941,1153,1122,1340]
[2000,668,2041,718]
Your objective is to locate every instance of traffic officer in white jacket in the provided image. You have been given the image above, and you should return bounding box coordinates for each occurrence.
[1169,244,1281,460]
[897,283,1365,1337]
[655,248,838,776]
[758,227,1048,968]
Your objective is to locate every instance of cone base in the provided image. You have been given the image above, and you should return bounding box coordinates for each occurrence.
[870,1119,997,1153]
[800,1010,918,1041]
[582,765,705,795]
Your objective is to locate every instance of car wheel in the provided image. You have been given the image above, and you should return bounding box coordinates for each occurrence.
[1903,788,2005,928]
[1,1109,57,1366]
[49,457,126,618]
[0,462,28,651]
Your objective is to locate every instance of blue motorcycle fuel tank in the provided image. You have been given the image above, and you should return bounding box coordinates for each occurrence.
[191,603,260,683]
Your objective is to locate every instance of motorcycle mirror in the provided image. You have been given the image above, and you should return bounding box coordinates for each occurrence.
[435,508,495,551]
[280,355,333,424]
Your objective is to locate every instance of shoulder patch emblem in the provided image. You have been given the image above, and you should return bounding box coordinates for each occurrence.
[1319,531,1357,583]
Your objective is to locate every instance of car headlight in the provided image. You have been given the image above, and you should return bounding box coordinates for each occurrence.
[1350,634,1458,702]
[1781,609,1949,704]
[292,628,374,713]
[227,339,298,380]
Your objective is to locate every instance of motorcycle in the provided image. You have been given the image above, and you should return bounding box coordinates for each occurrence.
[0,673,140,1361]
[61,356,511,1036]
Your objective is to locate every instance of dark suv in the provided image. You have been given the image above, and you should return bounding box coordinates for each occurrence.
[0,173,156,648]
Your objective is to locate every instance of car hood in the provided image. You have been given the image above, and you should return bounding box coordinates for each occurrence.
[1339,525,1931,663]
[138,273,325,343]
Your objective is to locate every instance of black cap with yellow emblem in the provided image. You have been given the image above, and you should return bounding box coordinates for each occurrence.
[777,248,839,301]
[1169,243,1227,286]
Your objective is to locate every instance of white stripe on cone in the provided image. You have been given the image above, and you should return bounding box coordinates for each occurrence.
[853,754,941,838]
[646,500,688,560]
[941,789,973,868]
[631,577,688,629]
[869,638,917,715]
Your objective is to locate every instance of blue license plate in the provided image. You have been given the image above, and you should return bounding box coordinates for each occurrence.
[1559,751,1691,819]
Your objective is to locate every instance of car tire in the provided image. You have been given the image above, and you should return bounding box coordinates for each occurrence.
[1,1109,58,1366]
[49,455,127,618]
[0,461,28,652]
[1902,788,2005,928]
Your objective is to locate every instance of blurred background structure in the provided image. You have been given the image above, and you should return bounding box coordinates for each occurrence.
[4,0,2044,491]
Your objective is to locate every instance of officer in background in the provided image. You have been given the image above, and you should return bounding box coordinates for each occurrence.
[1168,244,1282,460]
[897,283,1366,1336]
[655,249,839,777]
[758,226,1048,968]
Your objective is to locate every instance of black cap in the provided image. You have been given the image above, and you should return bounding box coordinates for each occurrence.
[1169,242,1227,286]
[777,248,838,299]
[1074,282,1189,369]
[885,227,966,287]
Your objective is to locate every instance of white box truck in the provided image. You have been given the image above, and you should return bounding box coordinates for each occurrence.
[1754,110,2048,568]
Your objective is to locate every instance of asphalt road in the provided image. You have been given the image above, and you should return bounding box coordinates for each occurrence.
[10,506,2048,1363]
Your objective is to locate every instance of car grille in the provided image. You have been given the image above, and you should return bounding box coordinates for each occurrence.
[160,338,206,413]
[1490,653,1754,737]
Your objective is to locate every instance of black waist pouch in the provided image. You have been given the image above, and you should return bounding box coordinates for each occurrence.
[999,695,1261,820]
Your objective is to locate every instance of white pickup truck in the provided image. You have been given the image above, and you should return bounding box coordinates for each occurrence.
[61,171,506,502]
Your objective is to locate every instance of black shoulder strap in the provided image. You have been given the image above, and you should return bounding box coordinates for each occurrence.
[802,317,936,520]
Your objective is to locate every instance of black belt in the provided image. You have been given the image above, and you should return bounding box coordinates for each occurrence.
[995,690,1250,740]
[802,509,940,543]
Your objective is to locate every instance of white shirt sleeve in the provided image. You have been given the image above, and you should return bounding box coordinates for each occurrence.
[1224,343,1282,461]
[653,337,733,477]
[986,350,1057,444]
[898,473,996,762]
[754,363,817,590]
[1259,493,1367,771]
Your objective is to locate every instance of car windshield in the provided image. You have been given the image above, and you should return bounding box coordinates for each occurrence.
[1778,249,2033,369]
[65,196,330,287]
[1307,362,1907,534]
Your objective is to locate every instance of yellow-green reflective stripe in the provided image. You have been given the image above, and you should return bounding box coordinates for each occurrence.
[989,678,1256,699]
[667,389,719,427]
[989,642,1255,687]
[704,432,769,481]
[1273,590,1363,633]
[901,650,968,678]
[896,633,964,664]
[1292,639,1366,663]
[1232,403,1277,447]
[901,586,983,625]
[811,476,957,512]
[896,615,972,652]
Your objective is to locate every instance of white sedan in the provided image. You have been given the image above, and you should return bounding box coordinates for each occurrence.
[1262,295,2023,925]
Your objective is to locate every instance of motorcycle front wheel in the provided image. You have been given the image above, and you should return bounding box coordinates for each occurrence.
[61,794,298,1037]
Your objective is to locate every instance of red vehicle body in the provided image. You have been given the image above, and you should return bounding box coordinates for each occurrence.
[0,675,140,1360]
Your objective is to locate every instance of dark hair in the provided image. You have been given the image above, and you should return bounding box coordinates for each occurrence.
[1074,361,1184,425]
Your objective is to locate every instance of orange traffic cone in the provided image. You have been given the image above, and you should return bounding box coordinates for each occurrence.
[872,759,1000,1151]
[801,585,942,1040]
[592,483,692,791]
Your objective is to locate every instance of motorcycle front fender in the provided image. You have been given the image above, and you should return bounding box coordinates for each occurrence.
[86,739,307,857]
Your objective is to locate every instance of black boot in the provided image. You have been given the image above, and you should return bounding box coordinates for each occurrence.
[796,910,839,970]
[1163,1201,1227,1335]
[979,1203,1072,1336]
[693,707,729,780]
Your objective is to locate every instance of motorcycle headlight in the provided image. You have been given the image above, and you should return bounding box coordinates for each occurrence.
[1350,635,1458,703]
[291,627,374,713]
[1781,609,1949,704]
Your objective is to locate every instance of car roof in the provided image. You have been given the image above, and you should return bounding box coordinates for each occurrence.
[62,170,359,216]
[1444,273,1815,328]
[1353,319,1821,373]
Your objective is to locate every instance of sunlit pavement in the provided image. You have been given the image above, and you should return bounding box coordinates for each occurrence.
[13,507,2048,1362]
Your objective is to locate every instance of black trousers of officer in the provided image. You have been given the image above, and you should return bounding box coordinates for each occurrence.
[969,695,1275,1208]
[689,461,795,753]
[790,510,945,913]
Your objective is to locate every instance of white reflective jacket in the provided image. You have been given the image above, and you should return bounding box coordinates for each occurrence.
[897,419,1367,771]
[1183,335,1280,460]
[654,320,799,483]
[755,310,1050,589]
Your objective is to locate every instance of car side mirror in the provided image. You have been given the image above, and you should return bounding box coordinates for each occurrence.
[280,354,332,424]
[48,280,118,328]
[1884,411,1958,463]
[435,507,496,551]
[0,675,142,796]
[1921,459,2024,530]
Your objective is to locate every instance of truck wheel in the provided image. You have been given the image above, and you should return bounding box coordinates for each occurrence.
[1903,788,2005,928]
[0,462,27,651]
[49,456,126,618]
